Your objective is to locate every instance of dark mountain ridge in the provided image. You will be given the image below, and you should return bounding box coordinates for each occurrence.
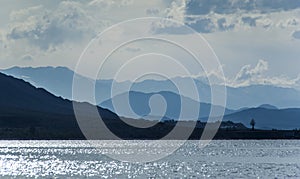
[0,72,119,138]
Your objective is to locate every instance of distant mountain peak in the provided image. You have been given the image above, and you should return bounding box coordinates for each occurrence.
[258,104,278,110]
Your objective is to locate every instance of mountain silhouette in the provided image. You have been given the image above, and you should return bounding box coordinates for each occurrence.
[1,66,75,100]
[258,104,278,110]
[102,91,300,130]
[100,91,235,120]
[133,78,300,109]
[2,66,300,109]
[0,66,116,103]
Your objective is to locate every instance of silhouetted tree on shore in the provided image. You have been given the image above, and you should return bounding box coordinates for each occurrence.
[250,118,256,131]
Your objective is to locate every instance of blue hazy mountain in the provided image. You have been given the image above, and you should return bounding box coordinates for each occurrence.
[258,104,278,110]
[102,91,300,130]
[1,66,75,99]
[225,85,300,109]
[133,78,300,109]
[0,66,115,103]
[2,66,300,109]
[100,91,235,119]
[207,107,300,130]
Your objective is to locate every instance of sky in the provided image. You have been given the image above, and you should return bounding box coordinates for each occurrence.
[0,0,300,89]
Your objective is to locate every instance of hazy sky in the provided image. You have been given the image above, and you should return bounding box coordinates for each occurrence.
[0,0,300,89]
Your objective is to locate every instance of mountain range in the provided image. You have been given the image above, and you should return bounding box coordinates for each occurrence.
[0,72,236,139]
[2,66,300,109]
[1,66,300,130]
[100,91,235,119]
[101,91,300,130]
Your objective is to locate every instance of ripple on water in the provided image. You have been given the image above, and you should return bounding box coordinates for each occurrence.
[0,140,299,178]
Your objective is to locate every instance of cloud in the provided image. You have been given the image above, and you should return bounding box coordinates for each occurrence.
[256,17,273,29]
[4,0,173,51]
[150,23,193,34]
[1,0,300,89]
[249,59,268,75]
[276,17,300,29]
[244,74,300,89]
[217,18,235,31]
[88,0,134,7]
[235,59,268,81]
[164,0,186,23]
[150,1,300,34]
[185,0,300,15]
[9,5,43,21]
[7,2,96,51]
[146,8,160,15]
[0,0,173,69]
[185,8,300,33]
[241,16,261,27]
[292,30,300,39]
[187,18,216,33]
[230,60,300,89]
[20,54,34,61]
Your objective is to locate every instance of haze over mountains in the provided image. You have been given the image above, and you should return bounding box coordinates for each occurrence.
[1,66,300,130]
[2,66,300,109]
[100,91,235,120]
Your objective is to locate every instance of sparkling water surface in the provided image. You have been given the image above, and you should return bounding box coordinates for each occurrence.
[0,140,300,178]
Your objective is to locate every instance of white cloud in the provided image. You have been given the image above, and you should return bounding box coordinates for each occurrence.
[186,9,300,33]
[0,0,174,70]
[3,0,173,52]
[146,8,160,16]
[9,5,43,21]
[20,54,34,61]
[164,0,186,23]
[228,60,300,89]
[249,59,268,75]
[88,0,134,7]
[144,3,297,34]
[195,64,226,85]
[234,59,268,81]
[186,0,300,15]
[292,30,300,39]
[7,2,96,51]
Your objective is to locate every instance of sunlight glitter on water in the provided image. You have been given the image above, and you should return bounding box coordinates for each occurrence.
[0,140,300,178]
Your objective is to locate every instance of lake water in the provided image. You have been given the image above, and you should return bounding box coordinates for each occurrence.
[0,140,299,178]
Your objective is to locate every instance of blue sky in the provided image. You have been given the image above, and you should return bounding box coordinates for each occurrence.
[0,0,300,89]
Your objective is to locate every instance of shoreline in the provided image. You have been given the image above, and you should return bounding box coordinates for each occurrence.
[0,128,299,140]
